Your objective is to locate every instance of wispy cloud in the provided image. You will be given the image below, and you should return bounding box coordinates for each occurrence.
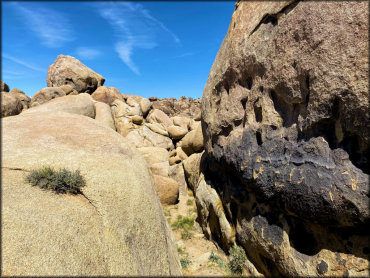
[2,53,44,72]
[95,2,181,75]
[76,47,102,60]
[9,2,74,48]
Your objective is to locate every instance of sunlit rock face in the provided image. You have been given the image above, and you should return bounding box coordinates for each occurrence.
[201,1,369,276]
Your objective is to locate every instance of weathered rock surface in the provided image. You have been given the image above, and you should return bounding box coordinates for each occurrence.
[138,147,169,166]
[169,163,188,201]
[147,109,173,128]
[23,93,95,118]
[10,88,25,94]
[1,80,10,92]
[92,86,123,105]
[150,96,201,118]
[47,55,105,94]
[180,121,204,156]
[2,111,182,276]
[94,102,115,130]
[201,1,369,276]
[1,92,23,117]
[167,125,188,140]
[140,98,152,117]
[153,175,179,205]
[60,85,78,95]
[126,126,174,150]
[30,87,66,107]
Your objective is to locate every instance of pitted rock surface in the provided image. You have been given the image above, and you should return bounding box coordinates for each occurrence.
[201,1,369,276]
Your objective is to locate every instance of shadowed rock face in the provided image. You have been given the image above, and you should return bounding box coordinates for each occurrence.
[47,55,105,94]
[201,1,369,276]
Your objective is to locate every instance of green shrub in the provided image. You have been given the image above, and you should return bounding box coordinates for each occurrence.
[171,215,195,230]
[180,254,191,269]
[209,251,227,269]
[26,166,86,194]
[186,199,193,206]
[228,244,247,274]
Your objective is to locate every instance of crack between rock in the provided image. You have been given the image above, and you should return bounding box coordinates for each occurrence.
[80,191,103,217]
[249,0,300,37]
[2,166,31,172]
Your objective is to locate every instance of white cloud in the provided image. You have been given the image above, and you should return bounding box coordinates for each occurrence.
[9,2,74,48]
[76,47,101,60]
[95,2,181,74]
[2,53,44,72]
[115,42,140,75]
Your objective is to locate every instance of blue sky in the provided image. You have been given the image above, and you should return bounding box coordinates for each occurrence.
[1,1,235,99]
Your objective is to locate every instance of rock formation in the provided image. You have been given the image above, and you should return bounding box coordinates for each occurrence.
[150,95,201,118]
[200,1,369,276]
[2,110,182,276]
[47,55,105,94]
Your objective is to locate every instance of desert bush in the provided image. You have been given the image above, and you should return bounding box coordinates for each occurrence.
[172,215,195,240]
[180,254,191,269]
[209,251,227,269]
[26,166,86,194]
[228,244,247,274]
[186,199,193,206]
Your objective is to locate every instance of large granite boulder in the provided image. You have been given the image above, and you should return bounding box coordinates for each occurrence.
[1,80,10,92]
[30,87,66,107]
[201,1,369,276]
[1,92,23,117]
[47,55,105,94]
[2,111,182,276]
[92,86,123,105]
[23,93,95,119]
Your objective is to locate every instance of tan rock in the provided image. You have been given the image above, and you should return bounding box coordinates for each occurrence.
[30,87,66,107]
[1,92,23,117]
[150,161,170,177]
[172,116,191,129]
[180,121,203,156]
[2,111,182,276]
[94,102,115,130]
[1,80,10,92]
[132,115,143,125]
[169,163,188,201]
[47,55,105,94]
[145,123,169,137]
[59,85,78,95]
[92,86,122,105]
[10,88,25,94]
[153,175,179,205]
[140,98,152,116]
[147,109,173,128]
[183,152,203,191]
[23,93,95,118]
[167,125,188,140]
[126,126,174,150]
[169,156,181,166]
[137,147,169,166]
[195,175,235,251]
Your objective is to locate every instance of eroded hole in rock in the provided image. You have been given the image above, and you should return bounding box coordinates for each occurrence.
[262,14,278,26]
[270,90,292,127]
[256,131,263,145]
[254,102,263,123]
[289,221,320,256]
[241,97,248,128]
[259,86,264,93]
[340,133,369,175]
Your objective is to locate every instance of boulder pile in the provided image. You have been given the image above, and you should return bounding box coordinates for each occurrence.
[1,55,203,276]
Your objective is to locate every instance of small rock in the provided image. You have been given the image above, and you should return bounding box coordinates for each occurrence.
[132,115,143,125]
